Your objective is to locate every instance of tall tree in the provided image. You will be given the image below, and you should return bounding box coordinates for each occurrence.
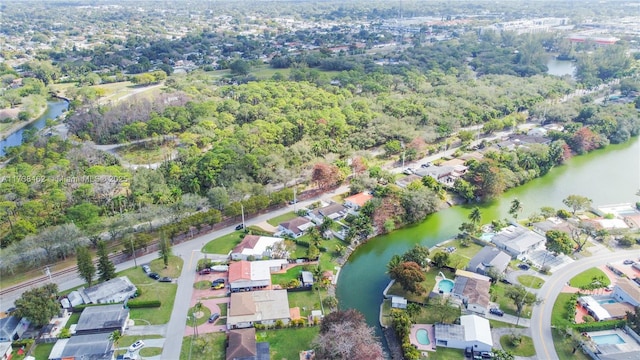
[388,261,425,294]
[15,283,59,327]
[76,246,96,286]
[97,240,116,282]
[563,195,592,215]
[545,230,573,255]
[109,330,122,349]
[158,233,172,268]
[509,199,523,220]
[432,252,450,268]
[504,285,540,324]
[402,244,430,268]
[468,207,482,232]
[313,309,384,360]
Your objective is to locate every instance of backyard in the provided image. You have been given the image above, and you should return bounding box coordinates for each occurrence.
[387,267,456,304]
[256,327,320,360]
[179,333,226,360]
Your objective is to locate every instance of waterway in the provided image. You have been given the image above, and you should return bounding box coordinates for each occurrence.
[337,137,640,328]
[546,57,576,78]
[0,100,69,157]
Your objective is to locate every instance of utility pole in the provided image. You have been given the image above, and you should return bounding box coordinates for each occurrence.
[241,203,245,230]
[401,141,406,169]
[129,235,137,268]
[293,187,297,212]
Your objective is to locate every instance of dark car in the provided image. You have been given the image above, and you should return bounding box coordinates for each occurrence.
[500,278,512,285]
[212,278,225,285]
[208,313,220,323]
[421,162,432,168]
[288,199,298,205]
[624,259,635,265]
[489,308,504,317]
[235,224,244,231]
[159,277,172,282]
[198,268,211,275]
[518,263,530,270]
[148,272,160,280]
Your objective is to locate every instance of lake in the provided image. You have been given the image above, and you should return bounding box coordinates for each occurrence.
[0,100,69,157]
[546,57,576,78]
[337,137,639,328]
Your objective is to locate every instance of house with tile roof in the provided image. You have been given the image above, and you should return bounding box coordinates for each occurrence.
[231,235,288,261]
[343,192,373,210]
[226,328,270,360]
[452,270,491,315]
[227,290,291,329]
[228,259,288,292]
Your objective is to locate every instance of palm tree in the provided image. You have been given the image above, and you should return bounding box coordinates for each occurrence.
[468,207,482,229]
[509,199,523,220]
[109,330,122,350]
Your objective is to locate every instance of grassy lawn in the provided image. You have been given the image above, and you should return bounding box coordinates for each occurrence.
[179,333,226,360]
[117,259,181,325]
[517,275,545,289]
[569,267,610,288]
[187,305,212,327]
[115,142,173,164]
[427,347,465,360]
[64,312,80,329]
[500,334,536,357]
[218,303,227,316]
[490,281,533,318]
[34,343,55,360]
[489,319,526,329]
[194,280,211,290]
[202,231,244,254]
[552,293,576,327]
[272,265,306,286]
[414,302,461,324]
[387,267,455,304]
[287,289,324,317]
[256,327,320,360]
[552,328,591,360]
[140,348,163,357]
[266,211,298,227]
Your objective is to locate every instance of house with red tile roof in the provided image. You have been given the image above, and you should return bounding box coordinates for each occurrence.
[343,192,373,210]
[228,259,288,292]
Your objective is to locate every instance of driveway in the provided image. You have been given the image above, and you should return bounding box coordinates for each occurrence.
[531,249,640,360]
[125,325,167,336]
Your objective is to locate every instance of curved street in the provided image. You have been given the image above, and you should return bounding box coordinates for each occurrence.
[531,249,640,360]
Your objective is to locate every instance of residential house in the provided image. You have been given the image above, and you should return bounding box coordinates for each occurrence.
[491,224,546,258]
[466,246,511,276]
[452,270,491,315]
[277,217,314,238]
[74,304,130,335]
[395,174,422,188]
[413,164,467,187]
[226,328,270,360]
[231,235,288,261]
[228,259,288,292]
[79,276,137,304]
[531,217,573,237]
[0,342,11,360]
[0,316,30,342]
[527,127,548,137]
[434,315,493,352]
[613,278,640,307]
[307,203,348,224]
[343,192,373,211]
[227,290,291,329]
[48,333,114,360]
[577,295,635,321]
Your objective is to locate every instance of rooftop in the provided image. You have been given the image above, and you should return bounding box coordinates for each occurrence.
[81,276,137,304]
[343,192,373,207]
[228,290,290,326]
[75,304,129,334]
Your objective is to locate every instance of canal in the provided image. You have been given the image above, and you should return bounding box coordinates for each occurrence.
[337,136,640,328]
[0,100,69,156]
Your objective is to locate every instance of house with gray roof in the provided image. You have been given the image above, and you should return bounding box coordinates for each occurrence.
[277,217,314,238]
[49,333,113,360]
[491,224,546,258]
[0,316,29,342]
[307,203,348,224]
[466,246,511,276]
[80,276,137,304]
[75,304,129,335]
[227,290,290,330]
[435,315,492,352]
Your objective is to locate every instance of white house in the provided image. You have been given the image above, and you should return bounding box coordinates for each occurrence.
[227,290,291,329]
[230,235,288,261]
[491,224,546,258]
[277,217,314,238]
[613,278,640,307]
[435,315,493,353]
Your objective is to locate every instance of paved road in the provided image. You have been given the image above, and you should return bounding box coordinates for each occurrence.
[531,249,640,360]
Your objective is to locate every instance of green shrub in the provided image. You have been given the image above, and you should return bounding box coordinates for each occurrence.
[127,299,161,308]
[12,339,34,348]
[573,320,625,332]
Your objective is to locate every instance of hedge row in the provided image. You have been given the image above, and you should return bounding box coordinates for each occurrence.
[573,319,626,332]
[127,299,161,308]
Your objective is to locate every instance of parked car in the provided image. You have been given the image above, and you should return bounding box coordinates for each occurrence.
[148,272,160,280]
[402,168,413,175]
[500,278,512,285]
[489,308,504,317]
[142,265,151,274]
[235,224,244,231]
[159,277,172,282]
[421,162,432,168]
[212,282,225,290]
[288,199,298,205]
[212,278,225,285]
[480,351,494,359]
[198,268,211,275]
[445,246,456,253]
[129,340,145,352]
[624,259,635,265]
[208,313,220,323]
[518,263,530,270]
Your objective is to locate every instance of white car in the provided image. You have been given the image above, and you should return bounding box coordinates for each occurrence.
[129,340,145,352]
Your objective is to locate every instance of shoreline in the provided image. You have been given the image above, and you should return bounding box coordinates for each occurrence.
[0,104,49,141]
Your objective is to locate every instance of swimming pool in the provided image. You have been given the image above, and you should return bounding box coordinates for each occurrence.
[416,329,430,345]
[597,299,617,305]
[592,334,626,345]
[438,279,455,293]
[480,233,495,241]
